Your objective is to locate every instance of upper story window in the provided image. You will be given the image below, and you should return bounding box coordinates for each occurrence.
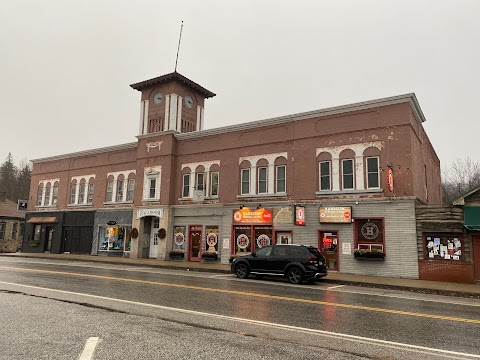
[106,179,114,202]
[182,174,190,198]
[241,168,250,195]
[180,161,220,200]
[366,157,380,189]
[210,171,219,197]
[342,159,355,190]
[127,179,135,201]
[238,153,287,197]
[36,180,60,207]
[319,161,331,191]
[142,167,160,201]
[258,167,267,194]
[69,176,95,206]
[116,177,124,202]
[276,165,286,193]
[105,171,135,204]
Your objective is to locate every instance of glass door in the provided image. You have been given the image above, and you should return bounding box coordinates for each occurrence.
[319,231,339,271]
[189,225,202,261]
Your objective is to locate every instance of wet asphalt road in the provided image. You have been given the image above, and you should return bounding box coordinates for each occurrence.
[0,257,479,360]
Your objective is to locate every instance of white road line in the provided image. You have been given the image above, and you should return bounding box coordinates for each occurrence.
[1,281,479,359]
[2,258,478,307]
[78,337,100,360]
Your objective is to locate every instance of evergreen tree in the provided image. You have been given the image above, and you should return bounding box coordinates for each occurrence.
[16,163,32,201]
[0,153,17,201]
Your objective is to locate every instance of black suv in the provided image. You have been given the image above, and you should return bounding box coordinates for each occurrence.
[230,244,327,284]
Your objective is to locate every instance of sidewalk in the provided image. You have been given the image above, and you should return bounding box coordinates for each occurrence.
[1,252,479,298]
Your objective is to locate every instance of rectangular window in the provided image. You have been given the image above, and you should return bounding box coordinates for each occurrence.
[241,169,250,195]
[106,181,113,202]
[79,183,86,204]
[87,183,94,204]
[0,222,5,240]
[37,186,43,206]
[196,173,204,191]
[12,222,17,240]
[70,184,77,204]
[320,161,331,191]
[34,224,41,241]
[258,167,267,194]
[424,233,463,261]
[44,186,51,205]
[366,157,380,188]
[355,218,384,254]
[116,180,124,202]
[182,174,190,198]
[149,178,156,199]
[52,185,58,205]
[210,172,219,197]
[127,179,135,201]
[276,165,286,193]
[342,159,354,190]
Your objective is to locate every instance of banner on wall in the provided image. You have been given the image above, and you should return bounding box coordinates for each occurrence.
[319,207,352,223]
[233,208,273,224]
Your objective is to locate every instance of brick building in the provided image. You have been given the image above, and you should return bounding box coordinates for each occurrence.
[23,71,444,279]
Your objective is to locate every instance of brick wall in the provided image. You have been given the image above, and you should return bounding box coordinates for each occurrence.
[418,260,474,283]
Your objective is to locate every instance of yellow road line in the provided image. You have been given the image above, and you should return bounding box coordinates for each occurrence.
[1,265,479,325]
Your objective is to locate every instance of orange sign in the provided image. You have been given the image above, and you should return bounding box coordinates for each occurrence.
[387,167,394,193]
[233,208,273,224]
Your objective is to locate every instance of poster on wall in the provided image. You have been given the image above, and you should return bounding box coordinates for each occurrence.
[205,226,219,252]
[294,205,305,226]
[342,242,352,255]
[173,226,186,249]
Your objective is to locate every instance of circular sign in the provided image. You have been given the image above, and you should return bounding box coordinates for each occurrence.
[206,233,218,246]
[233,211,242,222]
[256,234,271,248]
[262,210,272,221]
[236,234,249,249]
[320,212,326,218]
[361,222,379,240]
[174,233,185,246]
[106,220,117,225]
[344,211,351,219]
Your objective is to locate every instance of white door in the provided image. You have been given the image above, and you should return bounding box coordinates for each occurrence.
[149,218,160,258]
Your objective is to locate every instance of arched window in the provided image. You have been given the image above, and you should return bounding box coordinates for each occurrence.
[126,173,135,201]
[70,180,77,204]
[37,183,44,206]
[44,182,52,206]
[116,174,125,202]
[106,175,114,202]
[87,177,95,204]
[52,181,59,205]
[79,178,87,204]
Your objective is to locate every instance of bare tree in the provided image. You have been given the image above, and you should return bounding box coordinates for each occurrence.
[442,157,480,204]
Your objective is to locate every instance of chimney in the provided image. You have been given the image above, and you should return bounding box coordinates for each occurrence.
[0,192,5,202]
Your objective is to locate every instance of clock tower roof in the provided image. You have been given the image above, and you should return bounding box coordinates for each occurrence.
[130,71,216,99]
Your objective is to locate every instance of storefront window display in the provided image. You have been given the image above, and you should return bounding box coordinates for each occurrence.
[205,226,219,252]
[99,226,132,252]
[173,226,186,250]
[424,234,463,261]
[233,225,273,255]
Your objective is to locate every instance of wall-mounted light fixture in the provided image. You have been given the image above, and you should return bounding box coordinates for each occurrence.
[240,205,244,209]
[256,204,262,210]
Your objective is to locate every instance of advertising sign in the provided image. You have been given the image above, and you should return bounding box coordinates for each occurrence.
[233,208,273,224]
[319,206,352,223]
[294,205,305,226]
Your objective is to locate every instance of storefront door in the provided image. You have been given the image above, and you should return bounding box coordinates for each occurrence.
[473,236,480,283]
[189,225,202,261]
[149,218,159,258]
[319,231,339,271]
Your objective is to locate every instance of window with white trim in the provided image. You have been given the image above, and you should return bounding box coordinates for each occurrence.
[52,183,59,205]
[116,179,124,202]
[182,174,190,198]
[241,168,250,195]
[106,181,113,202]
[87,183,94,204]
[196,173,204,191]
[79,182,86,203]
[70,182,77,204]
[258,167,267,194]
[127,179,135,201]
[276,165,286,193]
[36,185,43,206]
[149,178,156,199]
[210,172,219,197]
[319,161,331,191]
[366,157,380,189]
[44,184,51,205]
[342,159,354,190]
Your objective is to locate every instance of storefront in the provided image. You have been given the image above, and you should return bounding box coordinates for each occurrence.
[232,207,273,256]
[23,212,64,253]
[93,210,133,257]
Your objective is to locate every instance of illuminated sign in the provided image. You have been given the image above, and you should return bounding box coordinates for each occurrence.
[233,208,273,224]
[294,205,305,226]
[387,167,394,193]
[319,206,352,223]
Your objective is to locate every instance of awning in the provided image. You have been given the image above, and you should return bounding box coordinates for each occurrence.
[464,207,480,231]
[27,217,58,224]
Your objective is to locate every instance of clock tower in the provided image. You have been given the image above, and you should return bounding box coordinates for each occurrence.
[130,72,216,135]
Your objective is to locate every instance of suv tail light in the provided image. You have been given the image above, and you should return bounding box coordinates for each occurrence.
[307,257,317,264]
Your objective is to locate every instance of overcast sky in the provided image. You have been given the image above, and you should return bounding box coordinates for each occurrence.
[1,1,478,170]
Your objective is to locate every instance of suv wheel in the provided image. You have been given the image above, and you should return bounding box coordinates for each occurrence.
[287,267,303,284]
[235,263,250,279]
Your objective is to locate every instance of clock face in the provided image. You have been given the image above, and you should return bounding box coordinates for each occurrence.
[185,96,194,108]
[153,92,163,105]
